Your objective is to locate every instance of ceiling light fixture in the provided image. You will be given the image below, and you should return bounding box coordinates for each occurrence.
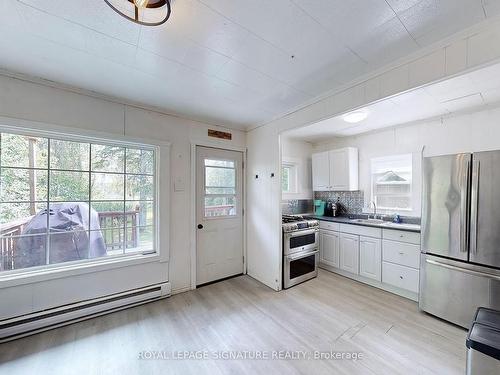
[104,0,171,26]
[343,111,368,124]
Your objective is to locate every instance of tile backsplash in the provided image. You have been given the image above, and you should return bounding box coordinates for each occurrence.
[281,199,313,215]
[314,191,364,214]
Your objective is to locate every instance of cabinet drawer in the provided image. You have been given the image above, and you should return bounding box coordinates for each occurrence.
[383,240,420,269]
[382,262,419,293]
[383,229,420,244]
[319,221,340,232]
[340,223,381,238]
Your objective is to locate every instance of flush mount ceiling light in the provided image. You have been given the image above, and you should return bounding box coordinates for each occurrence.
[343,111,368,124]
[104,0,171,26]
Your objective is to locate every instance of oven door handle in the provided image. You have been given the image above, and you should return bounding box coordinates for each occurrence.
[287,249,319,261]
[285,228,319,238]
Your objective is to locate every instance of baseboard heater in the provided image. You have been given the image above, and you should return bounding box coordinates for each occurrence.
[0,282,171,343]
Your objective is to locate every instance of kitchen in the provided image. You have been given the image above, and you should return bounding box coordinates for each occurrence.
[278,60,500,372]
[2,1,500,374]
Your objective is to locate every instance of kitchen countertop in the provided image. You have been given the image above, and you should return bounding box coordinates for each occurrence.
[305,215,421,233]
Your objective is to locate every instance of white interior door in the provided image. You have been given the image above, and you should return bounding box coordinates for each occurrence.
[196,146,243,285]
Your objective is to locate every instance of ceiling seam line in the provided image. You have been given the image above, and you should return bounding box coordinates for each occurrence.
[289,0,370,65]
[16,0,140,48]
[16,0,312,99]
[194,0,294,57]
[383,0,420,47]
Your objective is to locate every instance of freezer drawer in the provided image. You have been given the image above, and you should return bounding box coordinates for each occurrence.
[419,254,500,328]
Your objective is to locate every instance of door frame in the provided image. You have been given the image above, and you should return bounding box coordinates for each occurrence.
[190,141,247,290]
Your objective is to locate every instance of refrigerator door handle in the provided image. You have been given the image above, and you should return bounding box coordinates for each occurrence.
[460,159,470,253]
[425,258,500,281]
[470,159,480,255]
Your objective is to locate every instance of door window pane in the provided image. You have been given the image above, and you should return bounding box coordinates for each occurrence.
[204,196,236,217]
[204,159,234,168]
[203,158,237,218]
[0,133,48,169]
[205,166,235,188]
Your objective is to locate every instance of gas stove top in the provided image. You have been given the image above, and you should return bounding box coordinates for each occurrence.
[282,215,319,233]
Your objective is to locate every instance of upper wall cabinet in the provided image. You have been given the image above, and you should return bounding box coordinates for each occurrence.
[312,147,358,191]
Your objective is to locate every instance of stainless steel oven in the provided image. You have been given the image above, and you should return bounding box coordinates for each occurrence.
[283,247,319,289]
[283,228,319,255]
[282,216,319,289]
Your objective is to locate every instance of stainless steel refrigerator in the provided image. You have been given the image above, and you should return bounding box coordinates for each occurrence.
[420,152,500,328]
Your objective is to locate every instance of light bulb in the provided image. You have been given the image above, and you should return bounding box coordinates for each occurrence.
[134,0,149,9]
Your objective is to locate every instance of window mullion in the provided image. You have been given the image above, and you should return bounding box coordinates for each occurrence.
[46,138,51,266]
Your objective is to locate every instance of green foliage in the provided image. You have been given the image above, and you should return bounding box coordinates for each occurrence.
[0,132,155,227]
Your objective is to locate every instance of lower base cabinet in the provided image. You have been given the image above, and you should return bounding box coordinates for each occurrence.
[319,230,340,268]
[382,261,419,293]
[359,236,382,281]
[318,222,421,301]
[339,233,359,274]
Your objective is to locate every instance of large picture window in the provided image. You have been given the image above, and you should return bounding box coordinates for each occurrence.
[0,131,156,273]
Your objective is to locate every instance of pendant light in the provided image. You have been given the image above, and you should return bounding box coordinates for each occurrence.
[104,0,171,26]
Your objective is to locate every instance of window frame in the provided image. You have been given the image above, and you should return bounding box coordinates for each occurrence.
[202,158,238,219]
[281,162,298,195]
[0,121,169,288]
[370,154,413,213]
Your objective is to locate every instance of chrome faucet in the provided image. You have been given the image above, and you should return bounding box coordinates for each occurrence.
[369,201,377,220]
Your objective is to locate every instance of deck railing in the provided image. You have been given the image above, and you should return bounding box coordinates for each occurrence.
[0,210,140,272]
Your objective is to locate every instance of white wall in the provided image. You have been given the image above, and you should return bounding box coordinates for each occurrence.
[281,137,313,200]
[246,16,500,290]
[314,105,500,217]
[0,74,245,319]
[246,125,281,291]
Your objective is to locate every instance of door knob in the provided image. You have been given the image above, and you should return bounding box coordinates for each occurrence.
[197,224,203,229]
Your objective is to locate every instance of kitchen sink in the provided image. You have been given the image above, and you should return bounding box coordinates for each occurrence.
[349,219,421,231]
[382,222,421,230]
[349,218,386,225]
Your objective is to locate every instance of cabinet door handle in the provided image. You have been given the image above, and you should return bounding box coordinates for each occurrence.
[399,275,404,279]
[399,252,404,255]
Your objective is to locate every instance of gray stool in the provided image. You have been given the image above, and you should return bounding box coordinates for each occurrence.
[466,308,500,375]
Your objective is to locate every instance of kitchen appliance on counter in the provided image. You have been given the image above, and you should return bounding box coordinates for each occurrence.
[420,152,500,328]
[282,215,319,289]
[314,200,325,216]
[324,200,337,217]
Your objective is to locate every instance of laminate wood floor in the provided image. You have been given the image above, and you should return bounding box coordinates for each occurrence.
[0,270,467,375]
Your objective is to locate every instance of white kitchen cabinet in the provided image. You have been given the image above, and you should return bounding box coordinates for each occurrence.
[359,236,382,281]
[312,151,330,191]
[339,233,359,274]
[382,262,419,293]
[319,230,340,268]
[312,147,358,191]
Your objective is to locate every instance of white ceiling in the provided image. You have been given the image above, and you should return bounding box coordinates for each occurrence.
[0,1,499,130]
[284,62,500,142]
